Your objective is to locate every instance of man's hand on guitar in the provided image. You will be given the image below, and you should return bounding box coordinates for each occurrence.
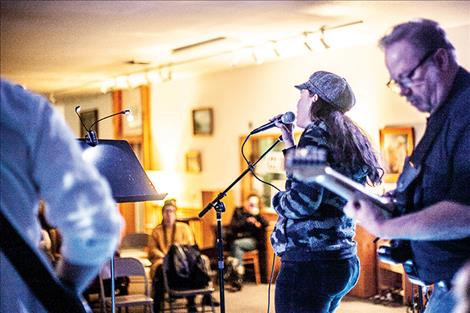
[344,196,388,238]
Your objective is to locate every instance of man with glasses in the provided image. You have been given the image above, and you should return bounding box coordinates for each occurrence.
[344,19,470,312]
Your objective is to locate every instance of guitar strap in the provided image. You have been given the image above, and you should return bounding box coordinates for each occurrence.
[394,102,450,215]
[0,210,88,313]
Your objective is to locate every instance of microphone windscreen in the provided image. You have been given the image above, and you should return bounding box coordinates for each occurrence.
[281,111,296,124]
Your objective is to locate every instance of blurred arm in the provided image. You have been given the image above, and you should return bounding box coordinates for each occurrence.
[345,199,470,240]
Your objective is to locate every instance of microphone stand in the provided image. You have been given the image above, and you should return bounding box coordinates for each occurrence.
[199,135,282,313]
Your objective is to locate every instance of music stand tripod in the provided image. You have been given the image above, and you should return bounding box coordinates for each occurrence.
[198,136,282,313]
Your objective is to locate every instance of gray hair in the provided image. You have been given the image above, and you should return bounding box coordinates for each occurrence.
[379,19,456,58]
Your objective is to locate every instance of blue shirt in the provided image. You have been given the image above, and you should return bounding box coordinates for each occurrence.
[0,79,122,313]
[400,68,470,284]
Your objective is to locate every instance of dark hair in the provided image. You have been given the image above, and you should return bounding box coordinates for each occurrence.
[310,97,382,185]
[379,19,455,58]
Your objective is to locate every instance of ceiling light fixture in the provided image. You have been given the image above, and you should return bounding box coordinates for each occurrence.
[58,21,363,95]
[115,76,129,89]
[271,41,281,58]
[303,32,314,52]
[128,73,148,88]
[319,26,331,49]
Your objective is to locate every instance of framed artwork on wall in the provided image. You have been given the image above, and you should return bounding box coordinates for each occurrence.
[192,108,213,135]
[186,150,202,173]
[79,109,98,138]
[379,126,415,183]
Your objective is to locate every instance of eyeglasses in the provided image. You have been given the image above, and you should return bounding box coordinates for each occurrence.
[386,50,436,92]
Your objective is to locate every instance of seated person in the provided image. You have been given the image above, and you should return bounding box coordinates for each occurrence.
[227,193,268,291]
[148,199,211,313]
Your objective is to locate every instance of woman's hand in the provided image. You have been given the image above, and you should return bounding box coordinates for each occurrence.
[270,114,295,148]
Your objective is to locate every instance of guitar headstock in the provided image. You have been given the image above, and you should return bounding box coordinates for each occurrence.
[286,147,329,182]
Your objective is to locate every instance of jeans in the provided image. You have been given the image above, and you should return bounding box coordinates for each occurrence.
[275,256,360,313]
[424,283,456,313]
[231,237,257,263]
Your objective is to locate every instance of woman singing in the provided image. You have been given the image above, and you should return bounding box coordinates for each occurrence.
[271,71,382,313]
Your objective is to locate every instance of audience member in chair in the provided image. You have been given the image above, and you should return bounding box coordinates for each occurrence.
[148,199,199,313]
[228,193,268,291]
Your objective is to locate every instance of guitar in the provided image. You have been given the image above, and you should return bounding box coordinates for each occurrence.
[286,148,426,286]
[0,210,92,313]
[286,148,395,214]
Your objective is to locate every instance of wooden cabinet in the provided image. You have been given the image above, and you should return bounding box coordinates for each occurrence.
[262,223,378,297]
[348,225,377,298]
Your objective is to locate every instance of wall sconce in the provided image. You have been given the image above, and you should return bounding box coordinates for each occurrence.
[146,170,184,202]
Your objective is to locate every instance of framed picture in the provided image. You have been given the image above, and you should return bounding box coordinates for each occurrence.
[80,109,98,138]
[192,108,213,135]
[379,126,415,183]
[185,151,202,173]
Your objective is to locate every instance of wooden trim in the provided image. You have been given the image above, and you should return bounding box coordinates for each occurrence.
[112,90,123,138]
[141,84,153,169]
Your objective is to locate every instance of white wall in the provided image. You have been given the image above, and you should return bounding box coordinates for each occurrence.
[57,24,469,208]
[150,23,470,207]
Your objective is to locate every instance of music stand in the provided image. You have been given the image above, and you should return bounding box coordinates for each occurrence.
[78,139,165,313]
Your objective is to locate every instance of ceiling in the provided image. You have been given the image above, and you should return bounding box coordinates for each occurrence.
[1,1,469,96]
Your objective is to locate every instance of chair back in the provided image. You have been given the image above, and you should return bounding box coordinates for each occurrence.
[120,232,150,250]
[99,257,149,297]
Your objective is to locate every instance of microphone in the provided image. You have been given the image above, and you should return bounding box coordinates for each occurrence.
[250,111,295,135]
[74,106,131,146]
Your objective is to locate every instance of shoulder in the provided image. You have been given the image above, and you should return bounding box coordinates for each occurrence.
[447,74,470,133]
[298,120,329,148]
[449,68,470,117]
[1,79,52,136]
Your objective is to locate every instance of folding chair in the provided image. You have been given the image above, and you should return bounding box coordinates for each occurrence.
[120,233,150,250]
[99,257,154,313]
[162,253,216,313]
